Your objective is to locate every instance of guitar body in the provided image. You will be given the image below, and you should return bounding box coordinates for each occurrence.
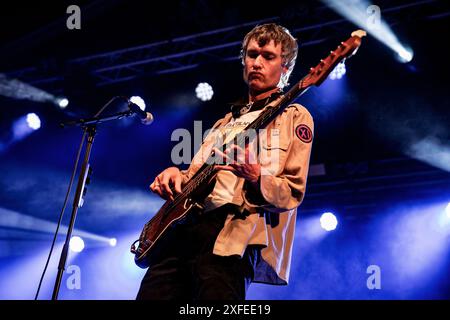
[132,172,216,268]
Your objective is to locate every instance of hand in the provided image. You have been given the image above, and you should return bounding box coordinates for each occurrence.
[214,144,261,186]
[149,167,182,201]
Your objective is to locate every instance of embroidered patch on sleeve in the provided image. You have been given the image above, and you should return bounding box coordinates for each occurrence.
[295,124,313,143]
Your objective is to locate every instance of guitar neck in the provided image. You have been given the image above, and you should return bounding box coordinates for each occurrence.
[173,30,366,206]
[176,75,311,203]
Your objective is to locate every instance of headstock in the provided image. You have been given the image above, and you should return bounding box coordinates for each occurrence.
[301,29,366,89]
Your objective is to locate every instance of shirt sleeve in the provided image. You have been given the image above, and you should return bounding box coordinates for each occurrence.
[243,105,314,213]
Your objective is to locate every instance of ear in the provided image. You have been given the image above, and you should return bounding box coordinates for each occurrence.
[282,64,289,74]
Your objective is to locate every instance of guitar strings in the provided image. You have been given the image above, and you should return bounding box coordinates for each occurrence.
[164,78,305,213]
[165,104,279,212]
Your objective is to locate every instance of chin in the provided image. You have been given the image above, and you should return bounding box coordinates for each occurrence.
[249,83,266,92]
[251,85,274,94]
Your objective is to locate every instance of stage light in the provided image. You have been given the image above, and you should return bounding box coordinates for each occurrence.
[26,113,41,130]
[320,212,338,231]
[109,238,117,247]
[323,0,414,64]
[57,98,69,109]
[329,61,346,80]
[398,50,413,63]
[130,96,146,111]
[69,236,85,253]
[396,46,414,63]
[195,82,214,101]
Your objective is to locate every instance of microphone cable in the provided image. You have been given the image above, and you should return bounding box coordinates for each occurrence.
[34,131,86,300]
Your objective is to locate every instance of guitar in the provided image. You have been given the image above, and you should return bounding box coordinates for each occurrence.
[131,30,367,268]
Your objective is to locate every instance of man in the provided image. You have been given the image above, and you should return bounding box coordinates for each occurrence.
[136,23,314,300]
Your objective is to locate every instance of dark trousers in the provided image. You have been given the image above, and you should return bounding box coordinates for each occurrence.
[136,204,260,300]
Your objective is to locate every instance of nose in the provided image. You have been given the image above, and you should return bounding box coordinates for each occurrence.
[253,54,263,69]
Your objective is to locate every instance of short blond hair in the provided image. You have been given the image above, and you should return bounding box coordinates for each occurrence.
[241,23,298,88]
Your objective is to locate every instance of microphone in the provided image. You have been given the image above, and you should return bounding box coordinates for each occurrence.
[127,100,154,125]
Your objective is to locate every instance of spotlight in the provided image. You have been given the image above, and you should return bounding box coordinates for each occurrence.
[320,212,338,231]
[446,203,450,219]
[195,82,214,101]
[329,61,346,80]
[26,113,41,130]
[109,238,117,247]
[396,47,414,63]
[56,98,69,109]
[69,236,85,253]
[323,0,414,64]
[129,96,146,111]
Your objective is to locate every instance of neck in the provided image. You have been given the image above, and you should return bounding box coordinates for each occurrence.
[248,87,280,103]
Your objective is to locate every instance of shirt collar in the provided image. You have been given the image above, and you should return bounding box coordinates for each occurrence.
[229,89,283,118]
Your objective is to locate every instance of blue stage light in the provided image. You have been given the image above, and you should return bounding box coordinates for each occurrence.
[109,238,117,247]
[320,212,338,231]
[26,113,41,130]
[329,61,346,80]
[57,98,69,109]
[397,47,414,63]
[69,236,85,253]
[195,82,214,101]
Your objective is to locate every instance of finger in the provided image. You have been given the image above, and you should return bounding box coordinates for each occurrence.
[226,146,244,164]
[244,143,258,164]
[229,163,245,177]
[228,144,248,164]
[231,143,254,164]
[213,147,233,165]
[149,177,160,192]
[159,175,173,199]
[229,144,244,154]
[173,175,182,194]
[150,178,164,197]
[213,147,226,159]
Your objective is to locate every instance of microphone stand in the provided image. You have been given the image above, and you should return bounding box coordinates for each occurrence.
[51,101,138,300]
[51,124,94,300]
[59,109,135,128]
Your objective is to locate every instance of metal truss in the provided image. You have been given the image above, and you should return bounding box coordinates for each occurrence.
[4,0,447,92]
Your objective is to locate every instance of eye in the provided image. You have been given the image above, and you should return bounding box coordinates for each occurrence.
[247,51,258,59]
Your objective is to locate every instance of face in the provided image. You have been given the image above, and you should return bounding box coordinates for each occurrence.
[243,38,288,95]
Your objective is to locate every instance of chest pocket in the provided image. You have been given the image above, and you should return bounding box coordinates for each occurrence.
[259,116,291,151]
[258,125,290,176]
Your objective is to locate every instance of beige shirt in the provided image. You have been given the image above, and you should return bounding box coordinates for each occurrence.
[181,99,314,285]
[203,109,263,212]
